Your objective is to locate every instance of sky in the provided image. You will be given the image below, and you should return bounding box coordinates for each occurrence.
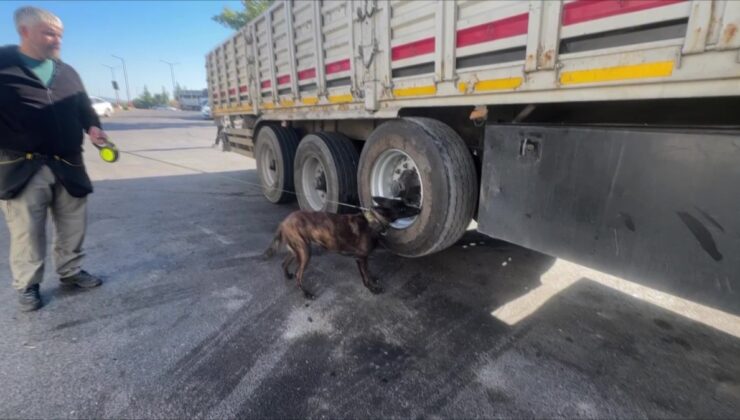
[0,0,243,101]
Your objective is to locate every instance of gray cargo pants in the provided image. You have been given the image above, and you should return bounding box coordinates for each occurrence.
[1,165,86,291]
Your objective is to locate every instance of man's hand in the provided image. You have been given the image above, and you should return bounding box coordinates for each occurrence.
[87,126,108,146]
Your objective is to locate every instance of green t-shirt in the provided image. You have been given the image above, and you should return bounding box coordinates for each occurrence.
[19,52,55,87]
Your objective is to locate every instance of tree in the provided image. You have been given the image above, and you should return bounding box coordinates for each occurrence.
[132,86,171,108]
[141,86,153,103]
[133,86,155,109]
[212,0,274,30]
[160,86,169,104]
[152,87,170,106]
[174,82,183,99]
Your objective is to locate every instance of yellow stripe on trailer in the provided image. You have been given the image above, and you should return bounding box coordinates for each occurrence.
[328,94,354,104]
[458,77,523,93]
[393,85,437,97]
[279,99,295,107]
[301,96,319,105]
[262,102,275,109]
[560,61,674,85]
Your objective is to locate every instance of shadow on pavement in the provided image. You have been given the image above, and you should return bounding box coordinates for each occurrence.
[0,170,738,418]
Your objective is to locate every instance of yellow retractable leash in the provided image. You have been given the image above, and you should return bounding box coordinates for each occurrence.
[94,139,119,163]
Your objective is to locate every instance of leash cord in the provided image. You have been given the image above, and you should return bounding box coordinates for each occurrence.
[0,157,25,165]
[120,149,372,212]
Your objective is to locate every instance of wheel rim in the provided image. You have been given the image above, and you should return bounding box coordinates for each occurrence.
[259,143,278,189]
[370,149,423,229]
[301,155,328,210]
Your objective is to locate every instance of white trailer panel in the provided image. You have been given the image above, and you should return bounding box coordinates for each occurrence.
[206,0,740,119]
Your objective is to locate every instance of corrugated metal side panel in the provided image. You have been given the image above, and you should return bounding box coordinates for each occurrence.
[255,17,272,96]
[205,53,212,102]
[206,0,740,118]
[560,0,690,40]
[716,0,740,50]
[234,30,249,104]
[706,0,727,47]
[212,49,220,106]
[294,0,316,89]
[457,0,519,21]
[455,0,529,59]
[322,0,351,82]
[225,36,238,104]
[389,0,437,69]
[272,2,291,90]
[217,46,229,107]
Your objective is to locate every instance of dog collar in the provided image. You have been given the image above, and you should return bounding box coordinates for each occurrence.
[363,210,376,223]
[364,210,389,235]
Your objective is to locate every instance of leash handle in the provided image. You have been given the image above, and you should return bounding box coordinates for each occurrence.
[93,139,119,163]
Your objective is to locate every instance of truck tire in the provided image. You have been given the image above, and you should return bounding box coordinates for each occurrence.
[255,124,299,204]
[357,118,477,257]
[294,132,359,213]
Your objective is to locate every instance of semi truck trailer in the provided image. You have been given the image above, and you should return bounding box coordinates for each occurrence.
[206,0,740,313]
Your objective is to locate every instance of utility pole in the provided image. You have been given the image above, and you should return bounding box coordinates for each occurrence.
[102,64,120,107]
[111,55,131,106]
[160,60,179,102]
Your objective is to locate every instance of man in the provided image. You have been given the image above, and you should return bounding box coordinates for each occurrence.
[0,6,107,312]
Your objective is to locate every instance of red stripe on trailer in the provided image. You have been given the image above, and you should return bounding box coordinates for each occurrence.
[298,68,316,80]
[261,80,271,89]
[239,85,248,93]
[277,75,291,85]
[325,59,351,74]
[456,13,529,48]
[392,37,435,61]
[563,0,686,26]
[228,88,236,95]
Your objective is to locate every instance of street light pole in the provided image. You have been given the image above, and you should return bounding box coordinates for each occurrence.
[111,55,131,106]
[101,64,120,107]
[160,60,179,102]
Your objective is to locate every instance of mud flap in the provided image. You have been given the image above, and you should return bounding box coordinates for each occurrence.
[477,124,740,315]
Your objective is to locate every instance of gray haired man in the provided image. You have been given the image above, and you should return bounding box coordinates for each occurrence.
[0,6,107,311]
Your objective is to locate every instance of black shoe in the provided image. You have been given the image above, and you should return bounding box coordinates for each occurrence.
[60,270,103,289]
[19,284,42,312]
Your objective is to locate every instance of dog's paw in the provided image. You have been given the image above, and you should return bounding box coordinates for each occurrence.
[303,290,316,300]
[369,284,384,294]
[284,272,294,280]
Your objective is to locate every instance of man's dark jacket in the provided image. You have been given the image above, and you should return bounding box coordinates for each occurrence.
[0,45,100,199]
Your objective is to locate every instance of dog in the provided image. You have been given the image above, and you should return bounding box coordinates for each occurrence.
[263,197,420,299]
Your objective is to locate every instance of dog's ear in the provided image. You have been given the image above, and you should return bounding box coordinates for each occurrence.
[372,196,394,207]
[404,205,421,216]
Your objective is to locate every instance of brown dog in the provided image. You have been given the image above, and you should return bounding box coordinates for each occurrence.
[263,197,420,299]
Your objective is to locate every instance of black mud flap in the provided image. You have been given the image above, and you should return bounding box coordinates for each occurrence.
[477,124,740,315]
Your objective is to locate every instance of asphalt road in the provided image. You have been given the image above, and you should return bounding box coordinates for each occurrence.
[0,109,738,419]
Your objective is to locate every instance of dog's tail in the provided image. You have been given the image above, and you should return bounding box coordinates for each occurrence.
[262,227,283,260]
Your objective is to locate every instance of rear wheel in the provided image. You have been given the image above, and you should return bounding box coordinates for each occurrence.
[255,124,299,203]
[358,118,477,257]
[294,132,359,213]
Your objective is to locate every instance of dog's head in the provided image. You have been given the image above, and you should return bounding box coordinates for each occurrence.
[370,196,421,224]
